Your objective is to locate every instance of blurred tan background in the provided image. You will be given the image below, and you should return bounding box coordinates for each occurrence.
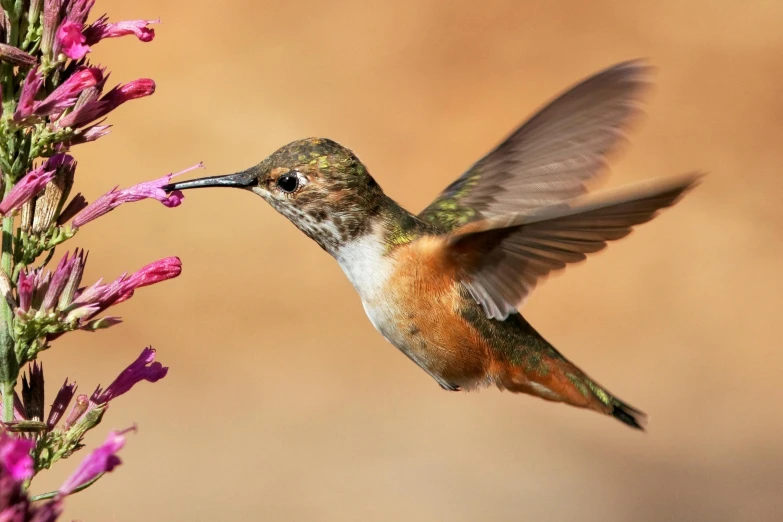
[29,0,783,520]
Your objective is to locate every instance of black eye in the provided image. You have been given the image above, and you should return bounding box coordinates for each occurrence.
[276,172,299,193]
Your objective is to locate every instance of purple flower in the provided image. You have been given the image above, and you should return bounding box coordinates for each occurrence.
[59,428,130,496]
[33,67,103,117]
[93,347,168,404]
[13,68,44,122]
[0,435,34,482]
[71,164,200,228]
[57,78,156,129]
[85,16,158,44]
[56,21,90,60]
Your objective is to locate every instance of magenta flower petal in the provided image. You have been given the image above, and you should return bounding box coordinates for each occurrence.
[56,21,90,60]
[0,168,53,216]
[124,257,182,292]
[58,78,155,129]
[17,270,34,313]
[93,347,168,404]
[59,428,130,495]
[71,164,200,228]
[84,17,158,44]
[13,67,44,122]
[34,67,103,116]
[0,435,35,482]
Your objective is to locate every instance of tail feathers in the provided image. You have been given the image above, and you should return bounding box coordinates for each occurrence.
[610,398,648,430]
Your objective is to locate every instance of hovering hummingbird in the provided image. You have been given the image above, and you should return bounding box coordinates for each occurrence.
[166,60,699,430]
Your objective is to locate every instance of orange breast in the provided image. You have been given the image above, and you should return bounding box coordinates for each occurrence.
[372,237,492,388]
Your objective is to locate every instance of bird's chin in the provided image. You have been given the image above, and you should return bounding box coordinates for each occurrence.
[250,186,271,200]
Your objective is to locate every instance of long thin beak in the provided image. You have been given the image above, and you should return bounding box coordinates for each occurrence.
[163,168,257,192]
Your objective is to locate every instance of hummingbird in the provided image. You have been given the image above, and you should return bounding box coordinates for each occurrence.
[166,60,699,430]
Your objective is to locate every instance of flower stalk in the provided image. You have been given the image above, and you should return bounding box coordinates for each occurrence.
[0,0,186,517]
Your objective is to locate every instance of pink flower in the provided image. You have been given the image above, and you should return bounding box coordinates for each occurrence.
[13,67,44,122]
[66,123,111,146]
[58,78,156,129]
[59,428,130,496]
[84,16,158,44]
[0,154,74,216]
[122,257,182,292]
[56,20,89,60]
[34,67,103,117]
[63,256,181,326]
[71,164,200,228]
[93,347,168,404]
[0,435,35,482]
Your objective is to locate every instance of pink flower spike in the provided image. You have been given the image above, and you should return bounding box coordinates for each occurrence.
[84,16,158,44]
[34,67,103,116]
[72,164,201,228]
[59,427,133,496]
[0,166,55,216]
[0,434,35,482]
[13,67,43,122]
[57,20,90,60]
[93,347,168,404]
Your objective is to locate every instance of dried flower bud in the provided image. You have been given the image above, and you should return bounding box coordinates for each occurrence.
[21,362,45,422]
[41,0,64,56]
[0,44,36,67]
[56,193,87,226]
[28,0,43,25]
[0,269,13,309]
[57,249,86,309]
[47,378,76,430]
[31,155,77,234]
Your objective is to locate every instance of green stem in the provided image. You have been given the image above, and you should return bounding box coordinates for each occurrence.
[0,177,16,423]
[29,473,105,502]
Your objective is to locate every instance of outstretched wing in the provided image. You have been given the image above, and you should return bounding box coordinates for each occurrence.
[443,173,701,320]
[419,60,652,232]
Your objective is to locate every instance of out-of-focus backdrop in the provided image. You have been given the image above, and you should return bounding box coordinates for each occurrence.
[35,1,783,520]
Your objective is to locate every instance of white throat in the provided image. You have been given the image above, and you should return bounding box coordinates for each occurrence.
[333,230,392,303]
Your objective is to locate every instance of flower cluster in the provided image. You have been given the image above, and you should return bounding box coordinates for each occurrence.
[0,0,186,516]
